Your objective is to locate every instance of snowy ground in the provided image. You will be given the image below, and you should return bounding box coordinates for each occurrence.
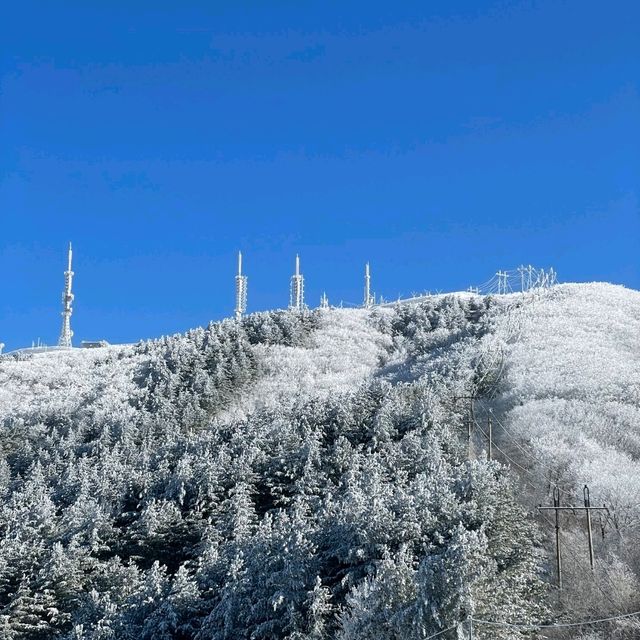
[0,345,142,427]
[218,308,394,421]
[490,283,640,527]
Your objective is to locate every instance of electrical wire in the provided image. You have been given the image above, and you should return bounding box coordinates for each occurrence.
[474,398,580,499]
[472,609,640,629]
[423,623,458,639]
[472,409,629,612]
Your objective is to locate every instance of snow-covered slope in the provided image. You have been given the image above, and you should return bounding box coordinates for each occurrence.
[1,282,639,639]
[218,308,394,420]
[0,345,141,427]
[494,283,640,529]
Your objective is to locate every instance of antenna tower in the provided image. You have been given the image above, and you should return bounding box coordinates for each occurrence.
[58,243,74,347]
[289,254,305,311]
[320,292,329,309]
[363,262,375,308]
[234,251,248,320]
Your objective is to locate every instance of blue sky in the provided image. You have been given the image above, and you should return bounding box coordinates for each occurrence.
[1,1,638,349]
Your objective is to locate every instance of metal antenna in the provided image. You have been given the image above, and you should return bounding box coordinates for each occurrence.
[58,243,74,347]
[234,251,248,321]
[320,292,329,309]
[363,262,375,308]
[289,254,305,311]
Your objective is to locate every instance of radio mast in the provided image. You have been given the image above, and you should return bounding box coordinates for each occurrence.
[363,262,375,308]
[289,254,305,311]
[234,251,248,320]
[58,243,74,347]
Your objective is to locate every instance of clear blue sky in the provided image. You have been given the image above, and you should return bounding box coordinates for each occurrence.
[1,1,638,349]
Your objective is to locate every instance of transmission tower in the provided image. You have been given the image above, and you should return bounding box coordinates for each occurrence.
[289,254,305,311]
[234,251,248,320]
[518,265,526,292]
[58,243,74,348]
[496,270,509,295]
[319,292,329,309]
[363,262,375,308]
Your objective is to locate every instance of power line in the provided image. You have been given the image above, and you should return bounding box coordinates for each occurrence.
[474,398,579,498]
[472,609,640,630]
[424,624,458,639]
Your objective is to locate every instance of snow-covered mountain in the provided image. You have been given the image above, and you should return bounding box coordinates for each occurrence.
[0,283,638,639]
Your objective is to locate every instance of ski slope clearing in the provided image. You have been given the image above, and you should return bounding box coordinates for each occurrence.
[219,308,394,421]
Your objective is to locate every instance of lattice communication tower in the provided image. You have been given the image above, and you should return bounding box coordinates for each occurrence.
[363,262,375,308]
[235,251,248,320]
[58,243,74,347]
[289,254,305,311]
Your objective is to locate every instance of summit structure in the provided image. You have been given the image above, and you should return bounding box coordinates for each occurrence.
[363,262,375,308]
[58,243,74,347]
[234,251,248,321]
[289,254,305,311]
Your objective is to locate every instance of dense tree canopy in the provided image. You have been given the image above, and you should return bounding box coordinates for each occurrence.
[1,285,638,639]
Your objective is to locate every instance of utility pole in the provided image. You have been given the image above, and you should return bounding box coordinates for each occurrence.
[487,414,492,461]
[584,485,596,569]
[518,265,526,292]
[538,485,608,587]
[454,395,476,460]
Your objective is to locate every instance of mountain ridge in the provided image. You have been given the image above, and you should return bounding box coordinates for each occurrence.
[0,282,638,639]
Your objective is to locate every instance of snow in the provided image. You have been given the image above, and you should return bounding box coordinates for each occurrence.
[0,345,142,427]
[493,283,640,520]
[219,308,394,420]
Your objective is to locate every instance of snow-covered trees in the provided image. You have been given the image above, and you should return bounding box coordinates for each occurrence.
[3,286,634,638]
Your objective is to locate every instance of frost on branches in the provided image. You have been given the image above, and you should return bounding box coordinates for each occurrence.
[0,283,638,638]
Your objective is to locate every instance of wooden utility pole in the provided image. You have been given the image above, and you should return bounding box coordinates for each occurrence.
[538,486,564,589]
[453,395,476,460]
[583,485,598,569]
[538,485,608,588]
[487,414,493,461]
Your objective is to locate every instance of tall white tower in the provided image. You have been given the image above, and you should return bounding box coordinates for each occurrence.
[363,262,375,308]
[289,254,305,311]
[319,292,329,309]
[58,243,74,347]
[234,251,248,320]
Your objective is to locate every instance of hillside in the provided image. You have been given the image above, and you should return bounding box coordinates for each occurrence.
[0,284,638,639]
